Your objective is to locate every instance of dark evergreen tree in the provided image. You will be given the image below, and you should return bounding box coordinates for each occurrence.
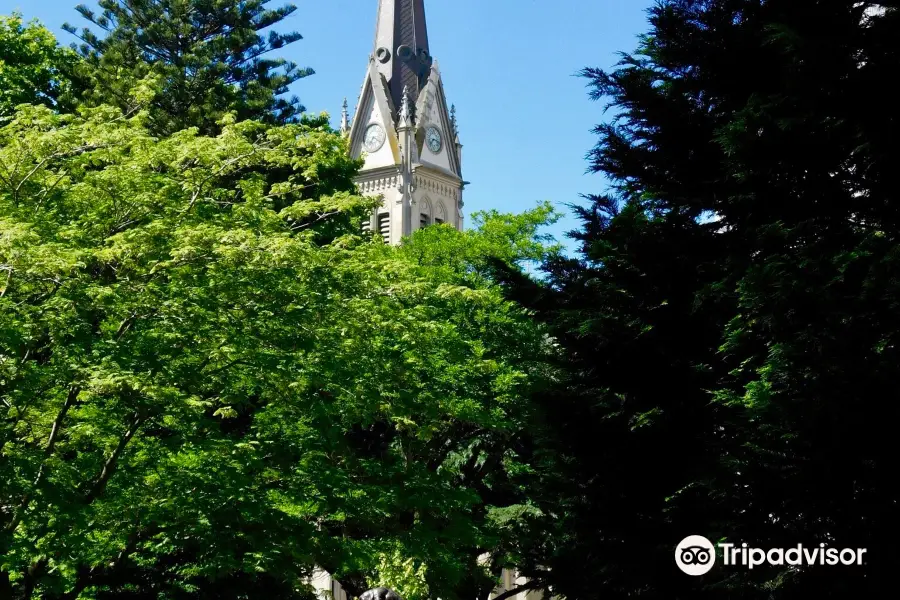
[64,0,313,134]
[506,1,900,598]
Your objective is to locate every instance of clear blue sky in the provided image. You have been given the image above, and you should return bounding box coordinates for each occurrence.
[0,0,653,243]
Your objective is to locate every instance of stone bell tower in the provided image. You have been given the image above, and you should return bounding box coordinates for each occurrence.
[343,0,465,244]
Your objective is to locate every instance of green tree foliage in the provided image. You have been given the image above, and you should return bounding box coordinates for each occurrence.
[506,1,900,598]
[64,1,313,134]
[0,95,554,599]
[0,14,76,118]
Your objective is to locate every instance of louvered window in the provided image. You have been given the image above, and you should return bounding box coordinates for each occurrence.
[377,213,390,243]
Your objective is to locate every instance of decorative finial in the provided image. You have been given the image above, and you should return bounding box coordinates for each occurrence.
[398,86,413,127]
[340,97,351,136]
[450,104,458,136]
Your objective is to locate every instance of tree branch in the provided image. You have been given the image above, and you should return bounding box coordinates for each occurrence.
[202,358,250,377]
[4,386,81,534]
[45,387,81,457]
[57,526,151,600]
[0,266,11,299]
[1,570,12,600]
[12,145,104,201]
[181,148,261,217]
[114,313,138,341]
[18,558,48,600]
[36,169,69,206]
[83,414,146,503]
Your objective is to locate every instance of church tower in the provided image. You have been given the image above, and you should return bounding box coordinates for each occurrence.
[346,0,464,244]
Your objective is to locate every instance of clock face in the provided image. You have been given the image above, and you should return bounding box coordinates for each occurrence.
[425,126,443,153]
[363,123,386,153]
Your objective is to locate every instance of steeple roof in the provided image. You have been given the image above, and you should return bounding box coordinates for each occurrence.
[372,0,433,112]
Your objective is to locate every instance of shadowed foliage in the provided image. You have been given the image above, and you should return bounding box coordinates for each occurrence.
[501,1,900,598]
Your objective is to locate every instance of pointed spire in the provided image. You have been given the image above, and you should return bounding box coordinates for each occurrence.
[398,85,413,128]
[340,98,351,136]
[373,0,432,111]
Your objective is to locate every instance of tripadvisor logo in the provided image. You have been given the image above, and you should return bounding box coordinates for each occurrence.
[675,535,867,576]
[675,535,716,576]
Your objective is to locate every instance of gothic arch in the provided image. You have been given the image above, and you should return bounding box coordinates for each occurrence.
[434,200,447,225]
[419,196,433,229]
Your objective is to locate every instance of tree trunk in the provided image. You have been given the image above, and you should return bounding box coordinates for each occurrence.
[1,571,13,600]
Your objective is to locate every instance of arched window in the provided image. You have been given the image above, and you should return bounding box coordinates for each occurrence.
[419,197,433,229]
[434,201,447,226]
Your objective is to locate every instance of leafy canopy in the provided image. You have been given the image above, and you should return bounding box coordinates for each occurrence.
[0,94,554,599]
[0,14,76,118]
